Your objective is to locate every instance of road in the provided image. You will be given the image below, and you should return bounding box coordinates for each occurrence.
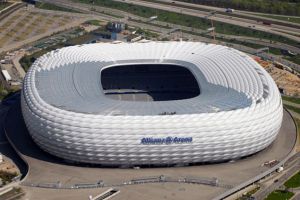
[1,1,299,76]
[11,52,26,79]
[36,0,300,73]
[112,0,300,42]
[253,153,300,199]
[148,0,300,29]
[40,0,300,43]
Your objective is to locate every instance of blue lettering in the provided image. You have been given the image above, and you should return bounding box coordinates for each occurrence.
[141,136,193,145]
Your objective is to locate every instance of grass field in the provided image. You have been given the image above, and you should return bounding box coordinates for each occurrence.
[284,171,300,188]
[285,105,300,115]
[35,2,80,13]
[285,55,300,65]
[256,14,300,24]
[269,48,283,55]
[265,190,294,200]
[85,20,102,26]
[282,96,300,104]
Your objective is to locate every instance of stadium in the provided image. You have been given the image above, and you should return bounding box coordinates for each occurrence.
[21,42,283,167]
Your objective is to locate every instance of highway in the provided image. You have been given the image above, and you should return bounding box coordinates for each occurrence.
[35,0,300,73]
[145,0,300,29]
[39,0,300,43]
[114,0,300,42]
[254,153,300,199]
[38,0,300,52]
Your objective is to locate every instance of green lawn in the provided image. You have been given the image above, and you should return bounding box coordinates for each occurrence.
[269,47,283,55]
[284,55,300,65]
[282,96,300,104]
[237,186,260,199]
[285,105,300,115]
[85,20,102,26]
[265,190,294,200]
[35,2,80,13]
[256,14,300,24]
[284,171,300,188]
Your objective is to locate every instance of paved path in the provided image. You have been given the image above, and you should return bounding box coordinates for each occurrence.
[291,188,300,200]
[3,102,296,200]
[12,52,26,79]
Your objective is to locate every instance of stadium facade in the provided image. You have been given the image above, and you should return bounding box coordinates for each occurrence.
[21,42,283,167]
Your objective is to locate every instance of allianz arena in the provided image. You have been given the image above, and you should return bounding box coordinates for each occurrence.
[21,42,283,167]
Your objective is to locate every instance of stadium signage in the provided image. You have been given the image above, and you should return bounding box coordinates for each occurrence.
[141,137,193,145]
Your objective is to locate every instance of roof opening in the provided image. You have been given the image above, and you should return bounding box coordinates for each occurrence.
[101,64,200,102]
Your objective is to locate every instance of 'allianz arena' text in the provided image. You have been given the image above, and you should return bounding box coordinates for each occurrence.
[21,42,283,167]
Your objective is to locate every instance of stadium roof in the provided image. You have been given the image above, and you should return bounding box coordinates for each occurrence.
[29,42,271,116]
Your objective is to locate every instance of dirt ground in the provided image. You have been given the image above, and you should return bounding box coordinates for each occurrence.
[257,59,300,97]
[0,7,87,53]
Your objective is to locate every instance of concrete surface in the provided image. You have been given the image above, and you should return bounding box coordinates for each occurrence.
[4,102,297,200]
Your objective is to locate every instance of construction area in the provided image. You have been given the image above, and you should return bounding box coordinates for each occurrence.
[255,57,300,97]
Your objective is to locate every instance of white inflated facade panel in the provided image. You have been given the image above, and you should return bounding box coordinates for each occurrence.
[21,42,283,166]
